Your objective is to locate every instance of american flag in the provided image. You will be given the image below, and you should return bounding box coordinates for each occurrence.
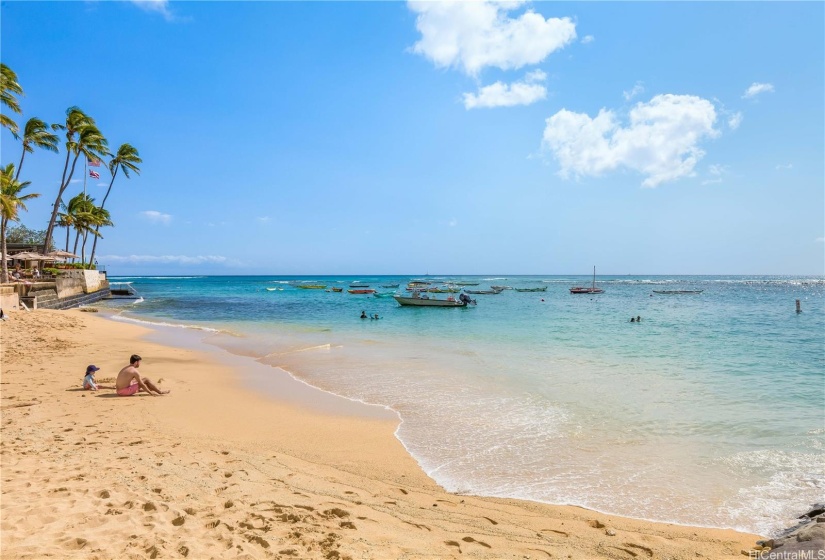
[88,158,101,167]
[89,170,100,179]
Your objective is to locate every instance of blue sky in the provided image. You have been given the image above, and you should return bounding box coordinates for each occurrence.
[1,1,823,276]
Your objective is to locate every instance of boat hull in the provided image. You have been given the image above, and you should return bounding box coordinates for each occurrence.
[569,287,604,294]
[393,295,467,307]
[652,290,703,294]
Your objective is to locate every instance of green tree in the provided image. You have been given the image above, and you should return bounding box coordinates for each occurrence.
[5,224,47,245]
[1,164,40,283]
[0,63,23,137]
[16,117,60,180]
[43,107,109,253]
[89,143,141,265]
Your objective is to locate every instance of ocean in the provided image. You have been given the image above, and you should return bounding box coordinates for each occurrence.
[100,274,824,537]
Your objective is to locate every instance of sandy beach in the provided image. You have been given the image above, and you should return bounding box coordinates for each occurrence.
[0,309,762,559]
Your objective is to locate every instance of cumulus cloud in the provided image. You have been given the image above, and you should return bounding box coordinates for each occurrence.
[463,69,547,109]
[542,94,719,188]
[743,82,774,99]
[100,254,227,265]
[130,0,173,20]
[775,163,793,170]
[257,216,270,223]
[140,210,172,224]
[409,0,576,76]
[728,111,743,130]
[581,35,594,44]
[623,82,645,101]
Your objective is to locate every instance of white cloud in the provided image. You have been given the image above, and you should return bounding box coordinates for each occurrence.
[728,111,743,130]
[775,163,793,170]
[581,35,594,44]
[409,1,576,76]
[130,0,173,20]
[70,179,81,184]
[702,163,728,185]
[140,210,172,224]
[448,218,458,227]
[257,216,270,223]
[623,82,645,101]
[742,82,774,99]
[463,70,547,109]
[100,254,227,265]
[816,237,824,244]
[542,94,719,188]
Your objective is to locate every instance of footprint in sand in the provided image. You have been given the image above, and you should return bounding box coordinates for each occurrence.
[172,516,186,527]
[98,490,110,499]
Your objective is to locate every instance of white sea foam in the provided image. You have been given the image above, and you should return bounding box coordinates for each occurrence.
[109,314,223,333]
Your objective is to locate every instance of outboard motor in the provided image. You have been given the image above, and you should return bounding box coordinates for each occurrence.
[459,293,475,305]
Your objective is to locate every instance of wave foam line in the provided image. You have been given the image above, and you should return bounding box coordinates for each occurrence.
[109,314,225,333]
[262,343,333,358]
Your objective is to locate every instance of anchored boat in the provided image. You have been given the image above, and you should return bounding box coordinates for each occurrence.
[570,267,604,294]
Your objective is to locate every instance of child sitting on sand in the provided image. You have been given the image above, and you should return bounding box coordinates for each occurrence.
[83,365,101,391]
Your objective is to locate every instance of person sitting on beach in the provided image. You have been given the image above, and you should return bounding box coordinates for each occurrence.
[360,311,367,319]
[115,354,170,397]
[83,365,101,391]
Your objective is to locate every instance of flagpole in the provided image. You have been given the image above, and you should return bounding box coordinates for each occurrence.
[84,157,88,196]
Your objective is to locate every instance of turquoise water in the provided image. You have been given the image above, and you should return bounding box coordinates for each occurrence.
[103,275,824,536]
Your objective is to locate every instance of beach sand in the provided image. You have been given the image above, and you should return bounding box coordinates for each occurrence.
[0,309,761,559]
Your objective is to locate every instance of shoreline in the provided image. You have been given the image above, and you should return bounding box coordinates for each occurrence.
[1,309,763,558]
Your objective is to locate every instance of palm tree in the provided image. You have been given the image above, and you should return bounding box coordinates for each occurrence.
[1,164,40,283]
[0,63,23,137]
[81,204,112,266]
[89,143,141,265]
[43,107,109,253]
[16,117,60,180]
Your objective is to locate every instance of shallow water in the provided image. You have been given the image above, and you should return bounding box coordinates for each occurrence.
[104,274,825,536]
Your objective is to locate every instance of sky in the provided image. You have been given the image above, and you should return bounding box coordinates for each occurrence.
[1,0,823,276]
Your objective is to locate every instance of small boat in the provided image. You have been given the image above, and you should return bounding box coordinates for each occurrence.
[490,285,512,291]
[373,292,396,298]
[265,287,284,291]
[652,290,704,294]
[393,294,473,307]
[570,267,604,294]
[297,284,326,289]
[515,286,547,292]
[453,282,480,286]
[380,283,400,288]
[349,284,370,288]
[330,287,343,292]
[464,288,502,295]
[348,288,376,294]
[428,287,461,293]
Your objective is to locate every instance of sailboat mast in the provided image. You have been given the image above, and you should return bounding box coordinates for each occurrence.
[592,266,596,289]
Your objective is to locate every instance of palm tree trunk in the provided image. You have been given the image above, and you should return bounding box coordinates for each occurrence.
[89,165,118,266]
[72,230,81,263]
[1,217,8,284]
[14,149,27,181]
[81,231,88,266]
[65,225,70,252]
[43,151,77,254]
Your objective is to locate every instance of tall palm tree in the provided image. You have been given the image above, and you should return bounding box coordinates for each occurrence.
[89,143,141,265]
[1,164,40,283]
[43,107,109,253]
[16,117,60,180]
[0,63,23,137]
